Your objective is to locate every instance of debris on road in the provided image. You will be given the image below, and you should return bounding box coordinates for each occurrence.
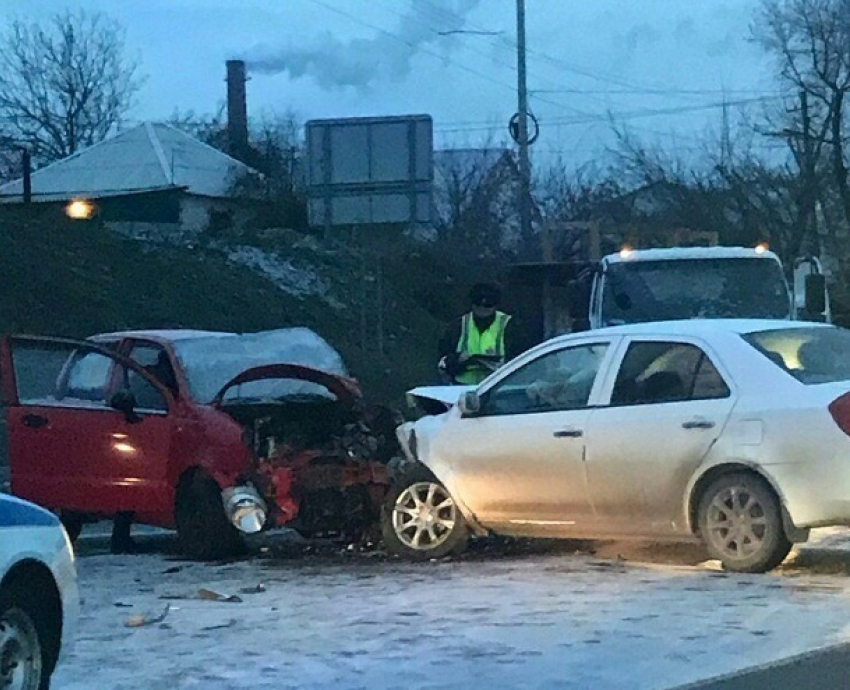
[197,588,243,603]
[200,619,237,631]
[125,604,170,628]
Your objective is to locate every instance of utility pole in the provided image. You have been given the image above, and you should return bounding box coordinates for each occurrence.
[516,0,534,255]
[21,148,31,204]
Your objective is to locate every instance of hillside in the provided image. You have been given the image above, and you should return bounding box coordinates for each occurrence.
[0,208,467,406]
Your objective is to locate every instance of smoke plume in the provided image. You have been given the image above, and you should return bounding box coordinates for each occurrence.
[242,0,482,89]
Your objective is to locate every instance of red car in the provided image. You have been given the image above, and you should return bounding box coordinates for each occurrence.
[0,328,398,558]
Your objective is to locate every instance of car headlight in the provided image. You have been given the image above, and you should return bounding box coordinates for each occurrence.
[222,485,267,534]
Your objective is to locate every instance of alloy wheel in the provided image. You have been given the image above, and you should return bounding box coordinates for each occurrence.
[704,485,770,561]
[391,481,458,551]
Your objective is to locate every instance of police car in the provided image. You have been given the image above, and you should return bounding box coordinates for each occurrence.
[1,492,78,689]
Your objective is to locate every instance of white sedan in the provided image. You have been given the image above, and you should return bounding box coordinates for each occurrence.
[382,319,850,573]
[1,492,78,689]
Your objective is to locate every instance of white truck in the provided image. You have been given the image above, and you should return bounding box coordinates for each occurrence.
[588,246,829,329]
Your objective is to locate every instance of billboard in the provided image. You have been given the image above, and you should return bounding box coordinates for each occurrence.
[306,114,433,229]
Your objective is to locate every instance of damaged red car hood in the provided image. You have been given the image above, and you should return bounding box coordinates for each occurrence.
[212,363,361,406]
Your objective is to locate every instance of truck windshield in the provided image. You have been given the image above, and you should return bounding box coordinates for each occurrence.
[600,258,791,326]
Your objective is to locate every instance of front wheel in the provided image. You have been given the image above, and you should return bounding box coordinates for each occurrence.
[57,511,83,543]
[175,475,244,560]
[0,580,53,690]
[697,472,791,573]
[381,465,468,560]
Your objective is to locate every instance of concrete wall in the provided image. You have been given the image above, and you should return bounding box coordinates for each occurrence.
[179,195,254,236]
[108,194,255,245]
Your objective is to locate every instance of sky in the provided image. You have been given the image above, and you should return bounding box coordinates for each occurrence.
[1,0,780,166]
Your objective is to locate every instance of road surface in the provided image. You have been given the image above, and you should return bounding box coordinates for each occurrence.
[52,529,850,690]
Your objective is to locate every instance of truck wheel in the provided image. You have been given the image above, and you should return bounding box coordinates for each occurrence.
[381,464,468,560]
[58,511,83,543]
[175,475,244,560]
[697,472,791,573]
[0,578,56,690]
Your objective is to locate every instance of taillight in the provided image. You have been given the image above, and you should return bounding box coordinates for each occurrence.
[828,392,850,436]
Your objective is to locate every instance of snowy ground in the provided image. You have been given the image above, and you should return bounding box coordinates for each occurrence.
[53,529,850,690]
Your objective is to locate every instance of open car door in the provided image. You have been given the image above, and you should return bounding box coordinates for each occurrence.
[0,335,176,516]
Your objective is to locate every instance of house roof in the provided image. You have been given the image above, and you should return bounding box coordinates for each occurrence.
[0,122,256,203]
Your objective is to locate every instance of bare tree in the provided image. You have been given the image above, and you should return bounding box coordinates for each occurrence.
[433,144,519,261]
[0,130,22,182]
[168,106,227,151]
[0,10,142,162]
[753,0,850,259]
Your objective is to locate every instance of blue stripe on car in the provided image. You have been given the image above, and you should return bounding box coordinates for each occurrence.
[0,496,58,527]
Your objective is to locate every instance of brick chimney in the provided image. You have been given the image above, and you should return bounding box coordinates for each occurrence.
[226,59,249,159]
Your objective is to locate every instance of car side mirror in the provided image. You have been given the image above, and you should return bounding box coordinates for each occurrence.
[458,391,481,417]
[804,273,827,317]
[110,389,141,422]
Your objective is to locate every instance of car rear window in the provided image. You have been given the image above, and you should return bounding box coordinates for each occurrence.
[742,326,850,384]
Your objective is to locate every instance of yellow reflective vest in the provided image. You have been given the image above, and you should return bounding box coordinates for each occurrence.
[454,311,511,385]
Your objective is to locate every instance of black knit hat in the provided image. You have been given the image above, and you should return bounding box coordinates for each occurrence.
[469,282,501,307]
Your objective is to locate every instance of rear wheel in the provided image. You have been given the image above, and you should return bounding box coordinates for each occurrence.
[175,475,244,560]
[0,578,56,690]
[57,511,83,543]
[697,472,791,573]
[381,465,468,560]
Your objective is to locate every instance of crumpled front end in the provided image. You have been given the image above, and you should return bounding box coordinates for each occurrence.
[224,398,401,541]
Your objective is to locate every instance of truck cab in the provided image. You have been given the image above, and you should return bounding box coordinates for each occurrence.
[589,247,794,329]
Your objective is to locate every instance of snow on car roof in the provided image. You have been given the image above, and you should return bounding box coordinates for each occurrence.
[171,327,348,403]
[603,246,781,264]
[91,329,234,343]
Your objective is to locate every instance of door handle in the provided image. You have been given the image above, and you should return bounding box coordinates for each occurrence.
[22,414,48,429]
[553,429,583,438]
[682,419,715,430]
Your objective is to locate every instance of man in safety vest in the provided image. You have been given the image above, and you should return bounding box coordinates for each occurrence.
[438,282,517,385]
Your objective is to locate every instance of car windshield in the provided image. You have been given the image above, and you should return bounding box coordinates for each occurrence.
[600,258,791,326]
[742,326,850,385]
[172,328,348,403]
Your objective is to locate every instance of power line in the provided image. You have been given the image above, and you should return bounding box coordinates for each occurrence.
[302,0,521,97]
[305,0,781,140]
[368,0,591,116]
[433,96,781,134]
[533,87,784,97]
[415,0,774,102]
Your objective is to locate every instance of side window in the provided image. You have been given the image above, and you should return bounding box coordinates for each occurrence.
[482,343,609,415]
[125,345,172,412]
[611,341,729,406]
[691,355,730,399]
[63,351,114,403]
